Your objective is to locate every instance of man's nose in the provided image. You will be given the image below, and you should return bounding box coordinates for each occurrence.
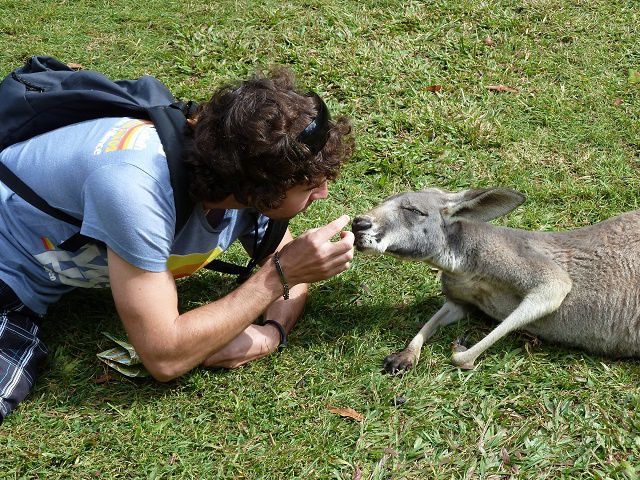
[351,216,373,233]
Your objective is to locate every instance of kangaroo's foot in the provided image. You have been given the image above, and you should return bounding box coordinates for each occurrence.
[451,336,475,370]
[383,349,419,375]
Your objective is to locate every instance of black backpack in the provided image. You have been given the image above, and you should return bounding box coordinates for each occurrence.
[0,56,287,281]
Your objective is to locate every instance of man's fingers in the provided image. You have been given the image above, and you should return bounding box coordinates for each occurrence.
[340,230,355,243]
[314,214,351,240]
[332,234,354,255]
[323,253,354,276]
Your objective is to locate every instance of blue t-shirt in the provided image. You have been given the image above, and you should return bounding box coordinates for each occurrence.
[0,117,268,315]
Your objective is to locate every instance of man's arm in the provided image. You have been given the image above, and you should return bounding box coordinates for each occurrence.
[107,247,284,381]
[107,215,354,381]
[200,229,307,368]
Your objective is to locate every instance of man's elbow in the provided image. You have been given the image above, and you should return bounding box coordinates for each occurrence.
[141,354,188,382]
[131,326,193,382]
[148,366,180,383]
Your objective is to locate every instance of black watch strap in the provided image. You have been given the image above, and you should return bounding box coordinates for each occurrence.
[263,320,288,351]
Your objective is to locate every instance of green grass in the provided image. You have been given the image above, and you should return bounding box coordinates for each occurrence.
[1,0,640,478]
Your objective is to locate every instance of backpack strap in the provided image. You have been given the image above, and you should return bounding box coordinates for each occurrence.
[253,218,289,262]
[204,216,289,283]
[0,161,96,251]
[0,161,82,227]
[57,232,96,251]
[148,103,195,234]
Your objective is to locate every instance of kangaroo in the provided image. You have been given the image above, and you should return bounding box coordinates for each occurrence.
[352,187,640,372]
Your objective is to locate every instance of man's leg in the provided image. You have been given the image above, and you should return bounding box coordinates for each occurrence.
[0,310,48,422]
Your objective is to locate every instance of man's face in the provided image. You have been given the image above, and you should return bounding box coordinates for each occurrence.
[261,180,329,219]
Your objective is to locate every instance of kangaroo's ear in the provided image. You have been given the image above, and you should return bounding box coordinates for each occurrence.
[444,188,525,222]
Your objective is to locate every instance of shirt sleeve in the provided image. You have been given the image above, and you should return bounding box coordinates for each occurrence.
[79,162,176,272]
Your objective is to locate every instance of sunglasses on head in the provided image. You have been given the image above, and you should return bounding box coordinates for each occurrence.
[297,92,331,156]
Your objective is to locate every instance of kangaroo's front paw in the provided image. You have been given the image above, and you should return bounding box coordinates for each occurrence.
[451,338,475,370]
[383,350,418,375]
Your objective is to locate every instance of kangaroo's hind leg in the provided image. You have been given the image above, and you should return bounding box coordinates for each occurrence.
[383,301,467,374]
[452,278,571,369]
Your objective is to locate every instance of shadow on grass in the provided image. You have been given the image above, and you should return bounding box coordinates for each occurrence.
[30,272,447,411]
[25,271,630,417]
[39,271,449,353]
[294,276,446,347]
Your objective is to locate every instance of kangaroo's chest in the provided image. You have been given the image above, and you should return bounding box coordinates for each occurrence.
[441,273,520,321]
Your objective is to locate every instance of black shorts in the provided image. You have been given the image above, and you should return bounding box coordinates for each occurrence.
[0,280,48,423]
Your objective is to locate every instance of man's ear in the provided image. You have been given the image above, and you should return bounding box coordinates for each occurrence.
[445,188,525,222]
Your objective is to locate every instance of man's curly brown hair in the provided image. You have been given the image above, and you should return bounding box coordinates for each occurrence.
[184,67,354,211]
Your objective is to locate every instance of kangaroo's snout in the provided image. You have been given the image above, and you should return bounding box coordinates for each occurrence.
[352,215,380,252]
[352,216,373,233]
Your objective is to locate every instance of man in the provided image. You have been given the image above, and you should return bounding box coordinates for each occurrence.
[0,66,355,421]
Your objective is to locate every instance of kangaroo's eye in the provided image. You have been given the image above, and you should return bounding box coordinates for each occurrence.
[402,206,427,216]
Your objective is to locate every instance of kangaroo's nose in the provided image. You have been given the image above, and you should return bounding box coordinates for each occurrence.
[352,216,373,233]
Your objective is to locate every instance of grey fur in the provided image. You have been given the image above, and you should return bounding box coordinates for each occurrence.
[352,187,640,371]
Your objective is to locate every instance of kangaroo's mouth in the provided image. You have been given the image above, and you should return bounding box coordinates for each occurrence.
[353,231,386,255]
[384,245,422,259]
[352,215,389,254]
[353,232,374,251]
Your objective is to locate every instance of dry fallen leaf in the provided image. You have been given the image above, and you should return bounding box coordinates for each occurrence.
[352,466,362,480]
[425,85,443,92]
[67,62,84,70]
[614,98,623,106]
[329,406,364,421]
[94,372,114,384]
[501,446,511,465]
[487,84,518,93]
[484,36,494,46]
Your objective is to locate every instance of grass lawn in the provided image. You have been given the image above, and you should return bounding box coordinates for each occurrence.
[1,0,639,478]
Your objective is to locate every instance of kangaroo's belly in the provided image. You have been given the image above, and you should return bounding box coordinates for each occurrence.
[442,275,521,320]
[524,296,640,358]
[443,274,640,358]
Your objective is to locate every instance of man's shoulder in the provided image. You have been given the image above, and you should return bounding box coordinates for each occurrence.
[87,117,162,154]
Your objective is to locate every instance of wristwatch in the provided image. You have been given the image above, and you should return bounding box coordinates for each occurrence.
[263,320,288,352]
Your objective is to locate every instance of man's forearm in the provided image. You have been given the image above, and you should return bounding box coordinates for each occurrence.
[166,263,287,375]
[109,248,285,381]
[200,282,308,369]
[262,282,308,332]
[159,273,307,376]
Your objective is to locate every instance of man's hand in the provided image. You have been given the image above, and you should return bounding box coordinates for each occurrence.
[277,215,355,285]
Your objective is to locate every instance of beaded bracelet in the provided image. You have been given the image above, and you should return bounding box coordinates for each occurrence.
[272,251,290,300]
